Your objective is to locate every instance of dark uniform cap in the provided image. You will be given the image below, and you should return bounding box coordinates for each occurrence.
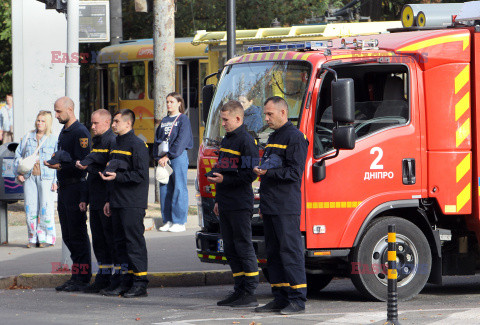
[259,154,283,170]
[79,152,106,166]
[103,159,129,175]
[205,168,220,178]
[47,150,73,165]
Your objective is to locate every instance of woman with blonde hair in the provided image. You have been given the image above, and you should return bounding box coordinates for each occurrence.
[14,111,58,248]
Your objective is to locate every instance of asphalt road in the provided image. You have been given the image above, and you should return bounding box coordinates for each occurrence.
[2,275,480,324]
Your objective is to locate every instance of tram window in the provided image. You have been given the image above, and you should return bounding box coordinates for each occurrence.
[120,62,145,100]
[108,67,118,104]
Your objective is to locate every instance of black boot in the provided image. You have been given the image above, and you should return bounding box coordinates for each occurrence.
[123,285,148,298]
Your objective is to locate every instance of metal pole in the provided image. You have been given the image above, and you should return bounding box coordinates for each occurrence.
[66,0,80,116]
[110,0,123,45]
[153,0,175,204]
[226,0,236,60]
[0,201,8,244]
[386,224,400,325]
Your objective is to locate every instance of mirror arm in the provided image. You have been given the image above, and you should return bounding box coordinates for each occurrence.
[319,148,340,167]
[324,67,338,82]
[203,72,218,86]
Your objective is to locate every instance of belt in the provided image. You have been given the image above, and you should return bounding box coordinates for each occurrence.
[59,177,86,186]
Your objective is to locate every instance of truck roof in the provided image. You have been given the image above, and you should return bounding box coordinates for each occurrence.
[228,27,472,71]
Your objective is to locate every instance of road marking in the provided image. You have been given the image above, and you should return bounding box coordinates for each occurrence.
[152,307,476,324]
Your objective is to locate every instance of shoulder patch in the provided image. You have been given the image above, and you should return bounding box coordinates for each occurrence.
[79,138,89,148]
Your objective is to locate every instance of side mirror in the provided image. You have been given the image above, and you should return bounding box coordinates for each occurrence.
[333,125,356,150]
[332,78,355,123]
[202,84,215,124]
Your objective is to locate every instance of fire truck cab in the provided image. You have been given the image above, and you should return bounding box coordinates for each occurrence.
[195,6,480,301]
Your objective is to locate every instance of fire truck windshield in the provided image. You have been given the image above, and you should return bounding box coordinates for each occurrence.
[204,61,311,145]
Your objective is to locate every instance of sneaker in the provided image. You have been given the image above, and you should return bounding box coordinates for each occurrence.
[159,221,173,232]
[230,293,258,308]
[168,224,186,232]
[279,302,305,315]
[254,299,289,313]
[217,291,243,306]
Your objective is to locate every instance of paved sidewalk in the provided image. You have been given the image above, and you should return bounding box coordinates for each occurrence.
[0,168,238,289]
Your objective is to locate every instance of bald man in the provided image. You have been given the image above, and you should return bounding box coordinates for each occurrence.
[76,109,116,293]
[45,96,92,292]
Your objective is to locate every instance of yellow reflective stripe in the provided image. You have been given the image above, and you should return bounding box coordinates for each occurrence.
[388,269,397,279]
[397,34,470,52]
[266,144,287,149]
[98,265,113,269]
[128,270,134,274]
[271,282,306,289]
[114,266,121,270]
[111,150,132,156]
[307,201,360,209]
[92,148,109,153]
[290,283,307,289]
[134,272,148,276]
[233,272,245,277]
[457,183,471,212]
[244,271,259,277]
[456,153,471,183]
[388,251,396,261]
[456,117,470,147]
[219,148,241,156]
[271,283,290,287]
[388,232,396,243]
[455,65,469,94]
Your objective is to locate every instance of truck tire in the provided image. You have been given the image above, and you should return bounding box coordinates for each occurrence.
[306,274,334,295]
[350,217,431,301]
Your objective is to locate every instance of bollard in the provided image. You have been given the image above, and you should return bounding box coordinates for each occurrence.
[385,224,400,325]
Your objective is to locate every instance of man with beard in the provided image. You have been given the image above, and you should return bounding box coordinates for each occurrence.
[45,97,92,292]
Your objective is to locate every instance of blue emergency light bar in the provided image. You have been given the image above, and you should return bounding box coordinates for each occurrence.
[246,41,333,53]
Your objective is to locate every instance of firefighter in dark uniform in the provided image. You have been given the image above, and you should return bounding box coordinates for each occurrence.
[45,96,92,292]
[207,100,260,308]
[253,96,308,315]
[76,109,116,293]
[100,109,149,298]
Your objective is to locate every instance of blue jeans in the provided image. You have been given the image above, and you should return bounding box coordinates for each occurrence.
[24,175,56,244]
[160,150,189,225]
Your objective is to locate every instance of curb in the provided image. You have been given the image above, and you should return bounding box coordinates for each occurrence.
[0,270,267,290]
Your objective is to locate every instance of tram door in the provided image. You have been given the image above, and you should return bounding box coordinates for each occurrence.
[176,60,200,167]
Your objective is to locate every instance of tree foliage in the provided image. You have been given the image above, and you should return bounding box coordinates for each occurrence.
[0,0,12,98]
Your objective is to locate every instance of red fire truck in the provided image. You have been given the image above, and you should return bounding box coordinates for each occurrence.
[195,11,480,301]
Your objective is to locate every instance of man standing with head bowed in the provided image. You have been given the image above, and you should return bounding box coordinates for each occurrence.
[45,96,92,292]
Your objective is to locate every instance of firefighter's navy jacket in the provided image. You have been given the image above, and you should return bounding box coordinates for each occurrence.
[259,121,308,215]
[84,128,116,209]
[107,129,149,209]
[215,124,259,211]
[57,120,91,184]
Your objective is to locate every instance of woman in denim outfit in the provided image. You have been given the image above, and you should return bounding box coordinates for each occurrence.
[14,111,58,248]
[154,92,193,233]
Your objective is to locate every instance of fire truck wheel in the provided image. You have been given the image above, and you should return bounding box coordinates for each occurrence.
[306,274,334,295]
[350,217,431,301]
[261,268,270,283]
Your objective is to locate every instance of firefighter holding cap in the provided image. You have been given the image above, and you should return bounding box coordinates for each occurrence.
[253,96,308,315]
[208,100,260,308]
